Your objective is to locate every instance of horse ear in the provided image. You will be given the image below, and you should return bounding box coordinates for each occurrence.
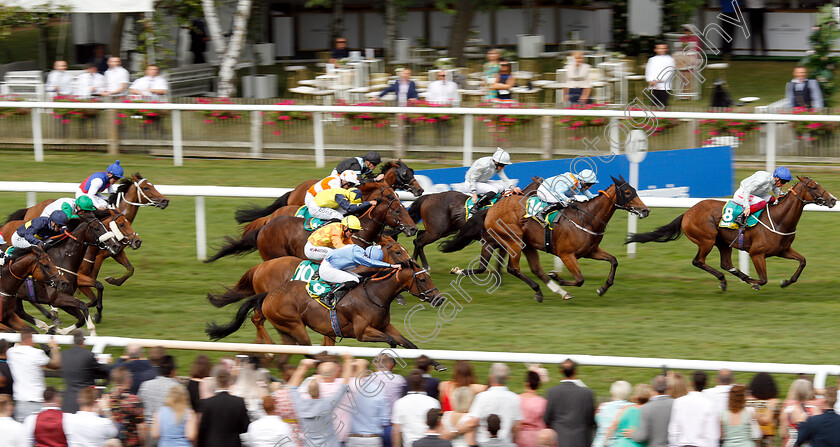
[619,174,626,183]
[797,175,804,182]
[610,175,618,183]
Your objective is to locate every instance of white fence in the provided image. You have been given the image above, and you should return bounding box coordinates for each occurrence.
[0,333,837,389]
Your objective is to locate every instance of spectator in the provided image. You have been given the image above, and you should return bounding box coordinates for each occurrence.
[106,366,145,447]
[608,384,652,446]
[305,354,353,444]
[747,372,779,447]
[413,408,451,447]
[271,365,300,447]
[65,386,119,446]
[720,384,757,447]
[795,385,840,447]
[393,370,442,447]
[138,354,180,424]
[373,352,408,447]
[542,359,595,447]
[489,62,515,101]
[515,372,546,447]
[46,60,73,97]
[440,361,487,412]
[668,372,688,399]
[231,356,269,421]
[720,0,740,57]
[288,355,353,447]
[534,429,556,447]
[592,380,632,447]
[148,347,168,369]
[746,0,767,56]
[483,49,502,99]
[116,344,157,395]
[464,363,522,444]
[189,18,210,64]
[645,42,676,107]
[405,355,440,400]
[704,369,735,416]
[74,63,105,99]
[0,340,13,399]
[668,370,719,447]
[187,354,211,414]
[0,394,24,447]
[629,374,673,447]
[564,51,592,105]
[426,71,458,106]
[347,358,387,447]
[22,386,67,446]
[129,65,168,100]
[441,386,476,447]
[678,26,702,52]
[786,66,824,109]
[379,67,418,107]
[152,385,197,447]
[246,395,292,447]
[7,327,61,421]
[329,37,351,66]
[198,368,250,447]
[483,414,516,447]
[61,329,110,413]
[102,57,130,98]
[780,378,821,447]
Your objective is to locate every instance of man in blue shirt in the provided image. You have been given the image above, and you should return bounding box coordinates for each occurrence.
[288,354,354,447]
[347,358,389,447]
[786,66,825,110]
[795,386,840,447]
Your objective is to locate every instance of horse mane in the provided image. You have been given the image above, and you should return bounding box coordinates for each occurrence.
[91,209,112,220]
[379,161,397,175]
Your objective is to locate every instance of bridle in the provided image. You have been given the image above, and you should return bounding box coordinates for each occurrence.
[106,213,140,246]
[787,178,833,206]
[602,181,646,217]
[115,178,164,208]
[362,242,439,306]
[354,187,409,241]
[4,248,63,290]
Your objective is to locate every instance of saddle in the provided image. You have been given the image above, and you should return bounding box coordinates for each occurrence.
[523,197,561,230]
[291,260,337,307]
[463,192,514,221]
[719,201,763,229]
[294,206,332,231]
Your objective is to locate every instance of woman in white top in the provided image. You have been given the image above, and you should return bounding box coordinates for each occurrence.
[441,386,476,447]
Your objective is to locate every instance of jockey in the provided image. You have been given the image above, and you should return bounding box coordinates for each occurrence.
[303,216,362,261]
[465,148,522,213]
[331,151,385,181]
[304,170,360,208]
[733,167,792,227]
[318,244,402,309]
[534,170,598,225]
[40,196,97,220]
[11,210,68,251]
[309,188,376,222]
[77,160,123,210]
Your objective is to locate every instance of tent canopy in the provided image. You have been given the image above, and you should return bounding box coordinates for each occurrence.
[5,0,153,13]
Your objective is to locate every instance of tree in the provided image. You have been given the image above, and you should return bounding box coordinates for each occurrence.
[523,0,539,36]
[435,0,499,66]
[202,0,253,97]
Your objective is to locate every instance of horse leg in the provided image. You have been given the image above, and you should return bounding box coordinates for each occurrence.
[522,246,567,301]
[586,247,618,296]
[52,293,94,336]
[14,299,51,332]
[104,250,134,286]
[549,253,585,287]
[250,309,276,345]
[717,244,749,288]
[412,230,437,271]
[748,253,769,290]
[451,241,493,276]
[505,249,545,303]
[691,244,728,291]
[354,325,399,348]
[382,324,447,372]
[77,274,104,323]
[778,248,806,288]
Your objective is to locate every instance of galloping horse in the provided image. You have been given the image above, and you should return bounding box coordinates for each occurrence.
[442,176,649,302]
[1,246,70,332]
[206,238,445,369]
[234,161,424,224]
[205,184,417,262]
[627,176,835,290]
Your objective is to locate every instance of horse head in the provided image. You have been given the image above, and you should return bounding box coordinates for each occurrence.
[795,176,837,208]
[385,161,424,197]
[609,175,650,218]
[362,184,418,237]
[29,245,72,294]
[380,237,441,306]
[105,210,142,249]
[81,213,123,256]
[110,173,170,210]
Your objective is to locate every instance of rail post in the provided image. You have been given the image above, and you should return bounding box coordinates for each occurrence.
[463,114,474,167]
[313,112,325,168]
[172,110,183,166]
[250,111,263,158]
[195,196,206,260]
[32,107,44,162]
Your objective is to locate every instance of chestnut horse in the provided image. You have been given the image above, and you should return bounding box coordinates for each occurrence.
[627,176,835,290]
[234,161,424,224]
[205,239,445,369]
[442,176,650,302]
[0,246,70,332]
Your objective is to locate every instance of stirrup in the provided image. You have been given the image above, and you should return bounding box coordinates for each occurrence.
[734,213,746,227]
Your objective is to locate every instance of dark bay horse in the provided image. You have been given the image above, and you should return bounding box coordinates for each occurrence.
[206,239,445,369]
[234,161,424,224]
[0,247,70,332]
[442,176,649,302]
[627,176,835,290]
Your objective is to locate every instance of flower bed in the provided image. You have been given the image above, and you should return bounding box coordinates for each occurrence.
[699,111,760,145]
[0,96,30,119]
[52,96,100,123]
[790,106,838,143]
[405,99,454,125]
[334,99,390,130]
[116,99,169,125]
[264,100,312,136]
[477,101,535,129]
[197,97,244,123]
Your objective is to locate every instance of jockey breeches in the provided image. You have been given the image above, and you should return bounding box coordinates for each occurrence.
[304,193,315,208]
[308,203,345,221]
[319,260,360,284]
[75,189,108,209]
[734,193,769,213]
[304,241,333,261]
[11,233,34,249]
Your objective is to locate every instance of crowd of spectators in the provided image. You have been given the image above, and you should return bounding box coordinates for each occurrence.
[45,58,168,101]
[2,331,840,447]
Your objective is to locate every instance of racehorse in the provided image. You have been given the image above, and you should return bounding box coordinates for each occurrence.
[407,178,543,270]
[234,161,424,224]
[626,176,835,290]
[0,246,70,332]
[206,238,446,370]
[205,184,417,262]
[441,176,649,302]
[207,257,301,308]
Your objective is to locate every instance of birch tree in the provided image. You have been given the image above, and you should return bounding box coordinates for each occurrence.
[202,0,252,97]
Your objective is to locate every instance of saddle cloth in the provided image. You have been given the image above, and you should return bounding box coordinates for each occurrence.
[719,200,763,229]
[463,195,500,221]
[294,206,330,231]
[291,260,335,306]
[523,197,561,230]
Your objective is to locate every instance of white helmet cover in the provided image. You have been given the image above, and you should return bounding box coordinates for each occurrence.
[339,170,359,185]
[492,147,511,165]
[577,169,597,185]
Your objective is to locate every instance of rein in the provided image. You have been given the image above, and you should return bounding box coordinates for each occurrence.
[116,178,157,208]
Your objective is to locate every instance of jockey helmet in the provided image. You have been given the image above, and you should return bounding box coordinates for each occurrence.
[364,245,384,261]
[106,160,124,178]
[364,151,381,165]
[49,210,69,226]
[339,170,359,186]
[341,215,362,231]
[577,169,598,185]
[491,148,511,165]
[773,166,792,181]
[75,196,96,211]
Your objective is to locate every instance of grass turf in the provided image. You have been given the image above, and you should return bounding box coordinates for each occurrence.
[2,149,838,399]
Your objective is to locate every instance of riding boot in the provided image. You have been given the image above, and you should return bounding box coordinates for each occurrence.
[535,202,565,226]
[734,212,747,228]
[323,281,357,309]
[470,191,497,215]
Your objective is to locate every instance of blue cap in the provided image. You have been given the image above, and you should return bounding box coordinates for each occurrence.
[49,210,69,226]
[773,167,792,181]
[106,160,123,178]
[364,245,384,261]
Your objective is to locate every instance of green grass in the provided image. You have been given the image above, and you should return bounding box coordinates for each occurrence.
[4,149,839,400]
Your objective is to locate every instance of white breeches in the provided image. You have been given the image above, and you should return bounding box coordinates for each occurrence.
[308,203,345,221]
[40,198,76,218]
[452,181,504,195]
[75,190,109,209]
[304,193,316,208]
[319,260,360,284]
[304,241,333,261]
[11,232,34,249]
[734,189,771,211]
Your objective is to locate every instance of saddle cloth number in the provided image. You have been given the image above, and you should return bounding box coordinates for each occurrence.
[719,201,762,229]
[292,261,333,298]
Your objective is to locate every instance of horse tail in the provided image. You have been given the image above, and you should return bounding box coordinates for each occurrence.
[240,215,272,237]
[207,267,257,308]
[204,229,260,263]
[234,192,290,224]
[205,292,267,341]
[625,214,684,244]
[439,209,488,253]
[4,208,27,225]
[407,195,427,223]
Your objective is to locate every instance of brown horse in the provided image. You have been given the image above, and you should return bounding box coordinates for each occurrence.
[205,184,417,262]
[205,239,445,369]
[234,161,424,224]
[442,176,650,302]
[206,257,302,308]
[0,246,71,332]
[627,176,836,290]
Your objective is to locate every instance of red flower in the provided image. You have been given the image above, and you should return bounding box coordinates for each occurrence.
[352,126,361,131]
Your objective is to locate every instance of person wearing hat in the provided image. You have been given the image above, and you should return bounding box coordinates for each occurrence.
[11,211,68,251]
[331,151,385,182]
[318,244,402,309]
[533,170,598,225]
[462,148,521,214]
[304,216,362,262]
[76,160,124,210]
[39,196,97,221]
[309,187,376,222]
[732,167,793,227]
[305,170,360,209]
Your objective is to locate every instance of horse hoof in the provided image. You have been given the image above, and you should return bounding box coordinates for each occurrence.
[450,267,462,275]
[46,327,57,335]
[396,295,407,305]
[780,279,791,288]
[596,287,607,296]
[433,364,448,372]
[548,271,559,280]
[93,313,102,324]
[719,282,727,292]
[562,293,574,301]
[105,276,121,286]
[751,284,761,291]
[534,294,543,303]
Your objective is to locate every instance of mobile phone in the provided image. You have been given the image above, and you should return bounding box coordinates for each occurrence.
[94,386,106,400]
